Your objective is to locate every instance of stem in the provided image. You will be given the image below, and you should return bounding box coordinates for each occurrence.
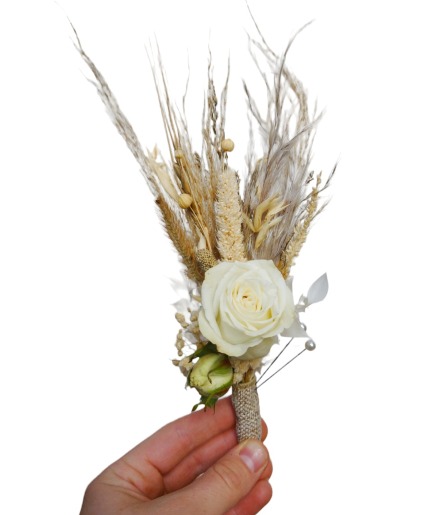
[231,378,262,442]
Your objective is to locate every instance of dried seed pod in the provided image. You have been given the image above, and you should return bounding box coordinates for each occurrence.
[221,138,235,152]
[196,248,218,271]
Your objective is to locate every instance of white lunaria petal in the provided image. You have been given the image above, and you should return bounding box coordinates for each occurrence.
[306,273,329,306]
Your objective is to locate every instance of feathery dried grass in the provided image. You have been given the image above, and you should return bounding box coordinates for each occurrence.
[73,26,160,197]
[242,24,327,265]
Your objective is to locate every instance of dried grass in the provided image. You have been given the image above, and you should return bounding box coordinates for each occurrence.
[155,196,203,283]
[74,18,334,376]
[278,173,321,278]
[242,25,321,263]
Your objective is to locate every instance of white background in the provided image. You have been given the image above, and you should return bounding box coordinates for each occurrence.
[1,1,424,514]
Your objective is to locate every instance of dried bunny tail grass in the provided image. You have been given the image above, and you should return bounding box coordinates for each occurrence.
[279,173,321,278]
[156,195,203,283]
[243,196,289,250]
[203,60,246,264]
[242,23,323,263]
[216,167,247,262]
[72,26,160,196]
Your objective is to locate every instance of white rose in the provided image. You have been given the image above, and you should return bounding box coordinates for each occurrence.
[198,260,295,360]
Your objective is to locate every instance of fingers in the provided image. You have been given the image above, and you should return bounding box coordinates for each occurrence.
[100,397,269,502]
[164,426,238,492]
[169,439,271,515]
[82,413,272,515]
[164,419,268,492]
[122,397,237,477]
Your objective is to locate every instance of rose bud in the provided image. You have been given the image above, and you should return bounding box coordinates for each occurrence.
[189,353,233,397]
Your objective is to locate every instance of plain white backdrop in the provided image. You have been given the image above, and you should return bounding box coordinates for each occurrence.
[1,1,424,513]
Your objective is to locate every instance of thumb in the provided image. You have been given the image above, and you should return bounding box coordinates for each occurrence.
[181,440,270,514]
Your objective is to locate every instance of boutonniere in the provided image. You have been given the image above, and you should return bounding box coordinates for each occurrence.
[74,19,334,441]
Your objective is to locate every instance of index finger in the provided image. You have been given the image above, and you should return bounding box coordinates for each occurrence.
[123,396,236,475]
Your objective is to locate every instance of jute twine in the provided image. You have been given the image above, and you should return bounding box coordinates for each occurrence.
[231,378,262,442]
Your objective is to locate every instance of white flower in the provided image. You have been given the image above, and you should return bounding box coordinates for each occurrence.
[198,260,295,360]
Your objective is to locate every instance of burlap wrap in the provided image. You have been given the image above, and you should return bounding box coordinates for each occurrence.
[231,378,262,442]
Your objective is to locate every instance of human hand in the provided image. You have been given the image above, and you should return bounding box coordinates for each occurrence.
[80,397,272,515]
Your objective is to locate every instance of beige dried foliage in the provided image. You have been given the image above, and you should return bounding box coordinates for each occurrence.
[155,196,203,283]
[215,167,247,262]
[243,196,290,250]
[149,50,222,259]
[254,214,284,249]
[147,148,181,202]
[279,173,321,277]
[175,328,185,356]
[230,357,262,384]
[203,63,229,201]
[173,356,193,377]
[175,312,189,328]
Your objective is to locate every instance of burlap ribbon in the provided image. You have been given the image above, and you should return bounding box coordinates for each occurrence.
[231,378,262,441]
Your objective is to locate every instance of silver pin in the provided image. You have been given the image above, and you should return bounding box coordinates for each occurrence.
[257,338,294,384]
[257,348,307,388]
[257,333,317,388]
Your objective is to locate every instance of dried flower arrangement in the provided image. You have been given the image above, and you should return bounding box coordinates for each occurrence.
[73,19,334,442]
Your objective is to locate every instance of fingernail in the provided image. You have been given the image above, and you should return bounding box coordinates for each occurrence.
[239,441,268,473]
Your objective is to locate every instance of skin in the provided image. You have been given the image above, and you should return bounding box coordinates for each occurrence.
[80,397,273,515]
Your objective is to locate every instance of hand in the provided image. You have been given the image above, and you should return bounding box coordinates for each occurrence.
[80,397,272,515]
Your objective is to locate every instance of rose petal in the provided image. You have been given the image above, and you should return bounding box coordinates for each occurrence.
[239,337,278,359]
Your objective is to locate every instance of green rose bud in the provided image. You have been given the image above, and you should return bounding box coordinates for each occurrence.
[189,353,233,410]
